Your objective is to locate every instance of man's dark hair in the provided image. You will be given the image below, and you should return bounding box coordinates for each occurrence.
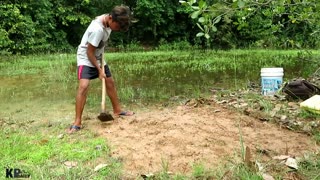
[111,6,131,32]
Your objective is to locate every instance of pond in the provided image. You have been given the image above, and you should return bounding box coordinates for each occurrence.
[0,50,319,114]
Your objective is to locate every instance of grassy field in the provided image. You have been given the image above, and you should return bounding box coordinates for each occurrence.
[0,49,319,179]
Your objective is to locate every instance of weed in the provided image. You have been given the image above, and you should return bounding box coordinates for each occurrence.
[157,158,171,179]
[299,109,320,119]
[299,152,320,179]
[234,164,263,180]
[312,131,320,144]
[191,162,215,179]
[257,98,274,113]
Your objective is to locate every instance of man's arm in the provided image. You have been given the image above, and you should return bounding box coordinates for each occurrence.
[87,43,105,79]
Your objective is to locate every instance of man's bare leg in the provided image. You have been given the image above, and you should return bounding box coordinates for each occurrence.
[68,79,90,133]
[105,77,133,115]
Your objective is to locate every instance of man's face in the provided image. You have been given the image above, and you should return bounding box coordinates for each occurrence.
[109,21,121,31]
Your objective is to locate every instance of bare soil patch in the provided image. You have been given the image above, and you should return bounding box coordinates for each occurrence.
[85,102,319,176]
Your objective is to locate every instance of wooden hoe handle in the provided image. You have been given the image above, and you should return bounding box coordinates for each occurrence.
[101,53,106,112]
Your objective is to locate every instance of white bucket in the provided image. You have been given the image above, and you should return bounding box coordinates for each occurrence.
[261,68,284,96]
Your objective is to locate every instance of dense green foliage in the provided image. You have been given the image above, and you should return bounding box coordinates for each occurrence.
[181,0,320,49]
[1,0,320,54]
[0,0,122,54]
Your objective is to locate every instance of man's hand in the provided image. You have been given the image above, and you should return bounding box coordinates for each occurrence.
[98,69,106,80]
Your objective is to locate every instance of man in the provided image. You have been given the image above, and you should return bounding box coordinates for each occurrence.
[68,5,134,133]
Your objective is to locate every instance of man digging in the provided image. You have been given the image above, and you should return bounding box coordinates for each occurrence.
[67,5,135,133]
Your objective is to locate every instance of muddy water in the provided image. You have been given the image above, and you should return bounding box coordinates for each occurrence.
[0,61,312,107]
[0,51,316,115]
[110,60,306,104]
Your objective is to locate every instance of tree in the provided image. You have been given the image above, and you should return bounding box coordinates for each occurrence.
[180,0,320,48]
[129,0,193,44]
[0,0,123,54]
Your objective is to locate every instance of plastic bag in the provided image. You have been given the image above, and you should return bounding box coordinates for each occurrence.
[282,79,320,100]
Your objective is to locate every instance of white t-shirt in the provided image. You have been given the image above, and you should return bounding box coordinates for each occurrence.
[77,15,112,67]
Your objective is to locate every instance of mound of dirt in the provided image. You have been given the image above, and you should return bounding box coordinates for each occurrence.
[86,102,318,177]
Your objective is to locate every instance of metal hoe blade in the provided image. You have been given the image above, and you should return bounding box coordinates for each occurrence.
[98,112,114,121]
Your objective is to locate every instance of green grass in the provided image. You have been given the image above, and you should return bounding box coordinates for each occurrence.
[0,127,122,179]
[191,163,215,179]
[299,109,320,119]
[299,152,320,179]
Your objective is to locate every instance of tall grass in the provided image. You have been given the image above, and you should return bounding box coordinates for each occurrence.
[1,50,319,106]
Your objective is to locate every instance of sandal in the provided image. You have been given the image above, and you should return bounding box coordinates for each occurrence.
[67,125,81,134]
[117,111,135,116]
